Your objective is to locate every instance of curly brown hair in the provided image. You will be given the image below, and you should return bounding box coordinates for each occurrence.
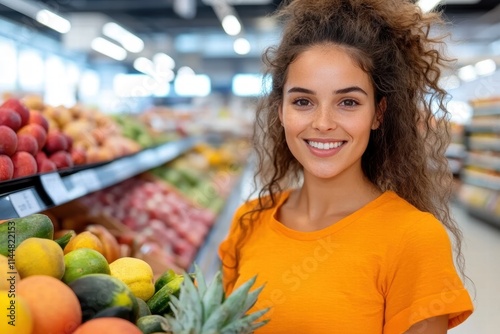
[236,0,466,278]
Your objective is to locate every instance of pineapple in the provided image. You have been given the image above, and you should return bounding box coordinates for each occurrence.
[162,265,270,334]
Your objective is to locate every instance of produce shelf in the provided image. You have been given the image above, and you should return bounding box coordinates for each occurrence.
[466,152,500,172]
[472,106,500,117]
[461,169,500,192]
[0,136,203,219]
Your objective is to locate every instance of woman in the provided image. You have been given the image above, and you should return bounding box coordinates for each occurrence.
[219,0,474,333]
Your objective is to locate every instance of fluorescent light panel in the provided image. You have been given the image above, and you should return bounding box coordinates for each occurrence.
[222,15,241,36]
[91,37,127,61]
[103,22,144,53]
[36,9,71,34]
[234,38,251,55]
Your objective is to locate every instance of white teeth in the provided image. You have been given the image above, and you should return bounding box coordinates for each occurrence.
[307,141,344,150]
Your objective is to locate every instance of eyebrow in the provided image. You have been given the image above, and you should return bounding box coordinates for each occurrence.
[286,86,368,96]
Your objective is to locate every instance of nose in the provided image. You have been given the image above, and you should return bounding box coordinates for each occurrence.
[312,105,336,131]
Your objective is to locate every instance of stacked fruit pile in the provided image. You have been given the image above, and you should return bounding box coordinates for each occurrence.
[75,176,216,271]
[0,98,83,181]
[0,213,269,334]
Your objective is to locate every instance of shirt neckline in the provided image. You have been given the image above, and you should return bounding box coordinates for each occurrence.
[269,190,396,241]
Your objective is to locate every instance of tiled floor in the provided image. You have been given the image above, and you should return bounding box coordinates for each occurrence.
[449,203,500,334]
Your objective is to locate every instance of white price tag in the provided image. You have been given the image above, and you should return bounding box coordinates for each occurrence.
[79,170,101,192]
[40,173,70,205]
[70,170,101,192]
[10,190,42,217]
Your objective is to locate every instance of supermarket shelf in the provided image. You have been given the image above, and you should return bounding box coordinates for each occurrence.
[472,106,500,117]
[446,143,466,159]
[461,203,500,228]
[0,137,202,219]
[468,137,500,152]
[192,155,255,281]
[466,152,500,172]
[461,169,500,192]
[465,123,500,134]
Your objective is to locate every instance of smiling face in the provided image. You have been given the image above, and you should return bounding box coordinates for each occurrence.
[279,44,381,181]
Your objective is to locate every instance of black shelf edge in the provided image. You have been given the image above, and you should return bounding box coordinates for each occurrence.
[0,136,204,219]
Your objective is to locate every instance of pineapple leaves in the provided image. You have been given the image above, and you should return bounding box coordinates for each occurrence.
[163,265,270,334]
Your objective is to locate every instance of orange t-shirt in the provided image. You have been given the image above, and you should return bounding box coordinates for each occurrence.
[218,190,473,334]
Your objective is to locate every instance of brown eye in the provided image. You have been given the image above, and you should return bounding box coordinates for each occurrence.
[293,98,311,107]
[340,99,359,107]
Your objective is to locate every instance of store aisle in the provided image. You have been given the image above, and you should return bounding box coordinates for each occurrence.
[449,203,500,334]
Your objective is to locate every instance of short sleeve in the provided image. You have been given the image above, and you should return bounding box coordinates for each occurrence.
[383,214,473,334]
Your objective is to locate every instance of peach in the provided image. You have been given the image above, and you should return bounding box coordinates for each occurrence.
[1,98,29,126]
[11,151,37,178]
[70,147,87,165]
[16,134,39,156]
[34,151,47,166]
[49,150,74,170]
[44,131,69,154]
[0,125,18,156]
[38,158,57,173]
[0,155,14,181]
[62,132,73,150]
[29,110,49,132]
[0,108,22,131]
[17,124,47,151]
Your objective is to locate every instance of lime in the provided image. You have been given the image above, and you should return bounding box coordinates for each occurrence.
[62,248,110,284]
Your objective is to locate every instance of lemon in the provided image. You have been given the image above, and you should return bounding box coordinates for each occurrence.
[0,290,33,334]
[62,248,111,284]
[0,254,20,291]
[15,238,65,279]
[110,257,155,301]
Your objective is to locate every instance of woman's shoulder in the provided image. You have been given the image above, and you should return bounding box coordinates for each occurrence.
[374,191,444,234]
[234,190,292,218]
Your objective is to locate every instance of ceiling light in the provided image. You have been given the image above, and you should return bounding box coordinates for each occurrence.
[417,0,443,13]
[91,37,127,61]
[35,9,71,33]
[133,57,154,75]
[177,66,195,77]
[102,22,144,53]
[0,0,71,34]
[457,65,477,82]
[153,53,176,70]
[234,37,251,55]
[222,15,241,36]
[475,59,497,76]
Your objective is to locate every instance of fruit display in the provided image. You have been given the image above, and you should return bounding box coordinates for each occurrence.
[0,213,269,334]
[0,97,79,180]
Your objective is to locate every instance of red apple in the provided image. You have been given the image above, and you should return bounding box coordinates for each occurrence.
[38,158,57,173]
[70,147,87,165]
[11,151,37,178]
[0,154,14,181]
[49,150,74,170]
[16,134,39,156]
[0,108,22,131]
[17,124,47,151]
[0,125,18,156]
[1,98,29,126]
[44,131,69,154]
[62,132,73,151]
[28,110,49,132]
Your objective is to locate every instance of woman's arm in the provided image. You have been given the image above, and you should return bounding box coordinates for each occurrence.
[404,315,448,334]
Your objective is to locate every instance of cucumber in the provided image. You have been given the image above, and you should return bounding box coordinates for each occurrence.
[154,269,178,293]
[136,297,152,318]
[147,275,184,316]
[136,315,168,334]
[0,213,54,256]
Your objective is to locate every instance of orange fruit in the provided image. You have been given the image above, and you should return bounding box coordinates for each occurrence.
[64,231,104,255]
[62,248,110,284]
[17,275,81,334]
[15,237,65,279]
[72,317,142,334]
[0,290,33,334]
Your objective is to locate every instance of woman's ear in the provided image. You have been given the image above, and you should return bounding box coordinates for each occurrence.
[372,97,386,130]
[278,105,284,125]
